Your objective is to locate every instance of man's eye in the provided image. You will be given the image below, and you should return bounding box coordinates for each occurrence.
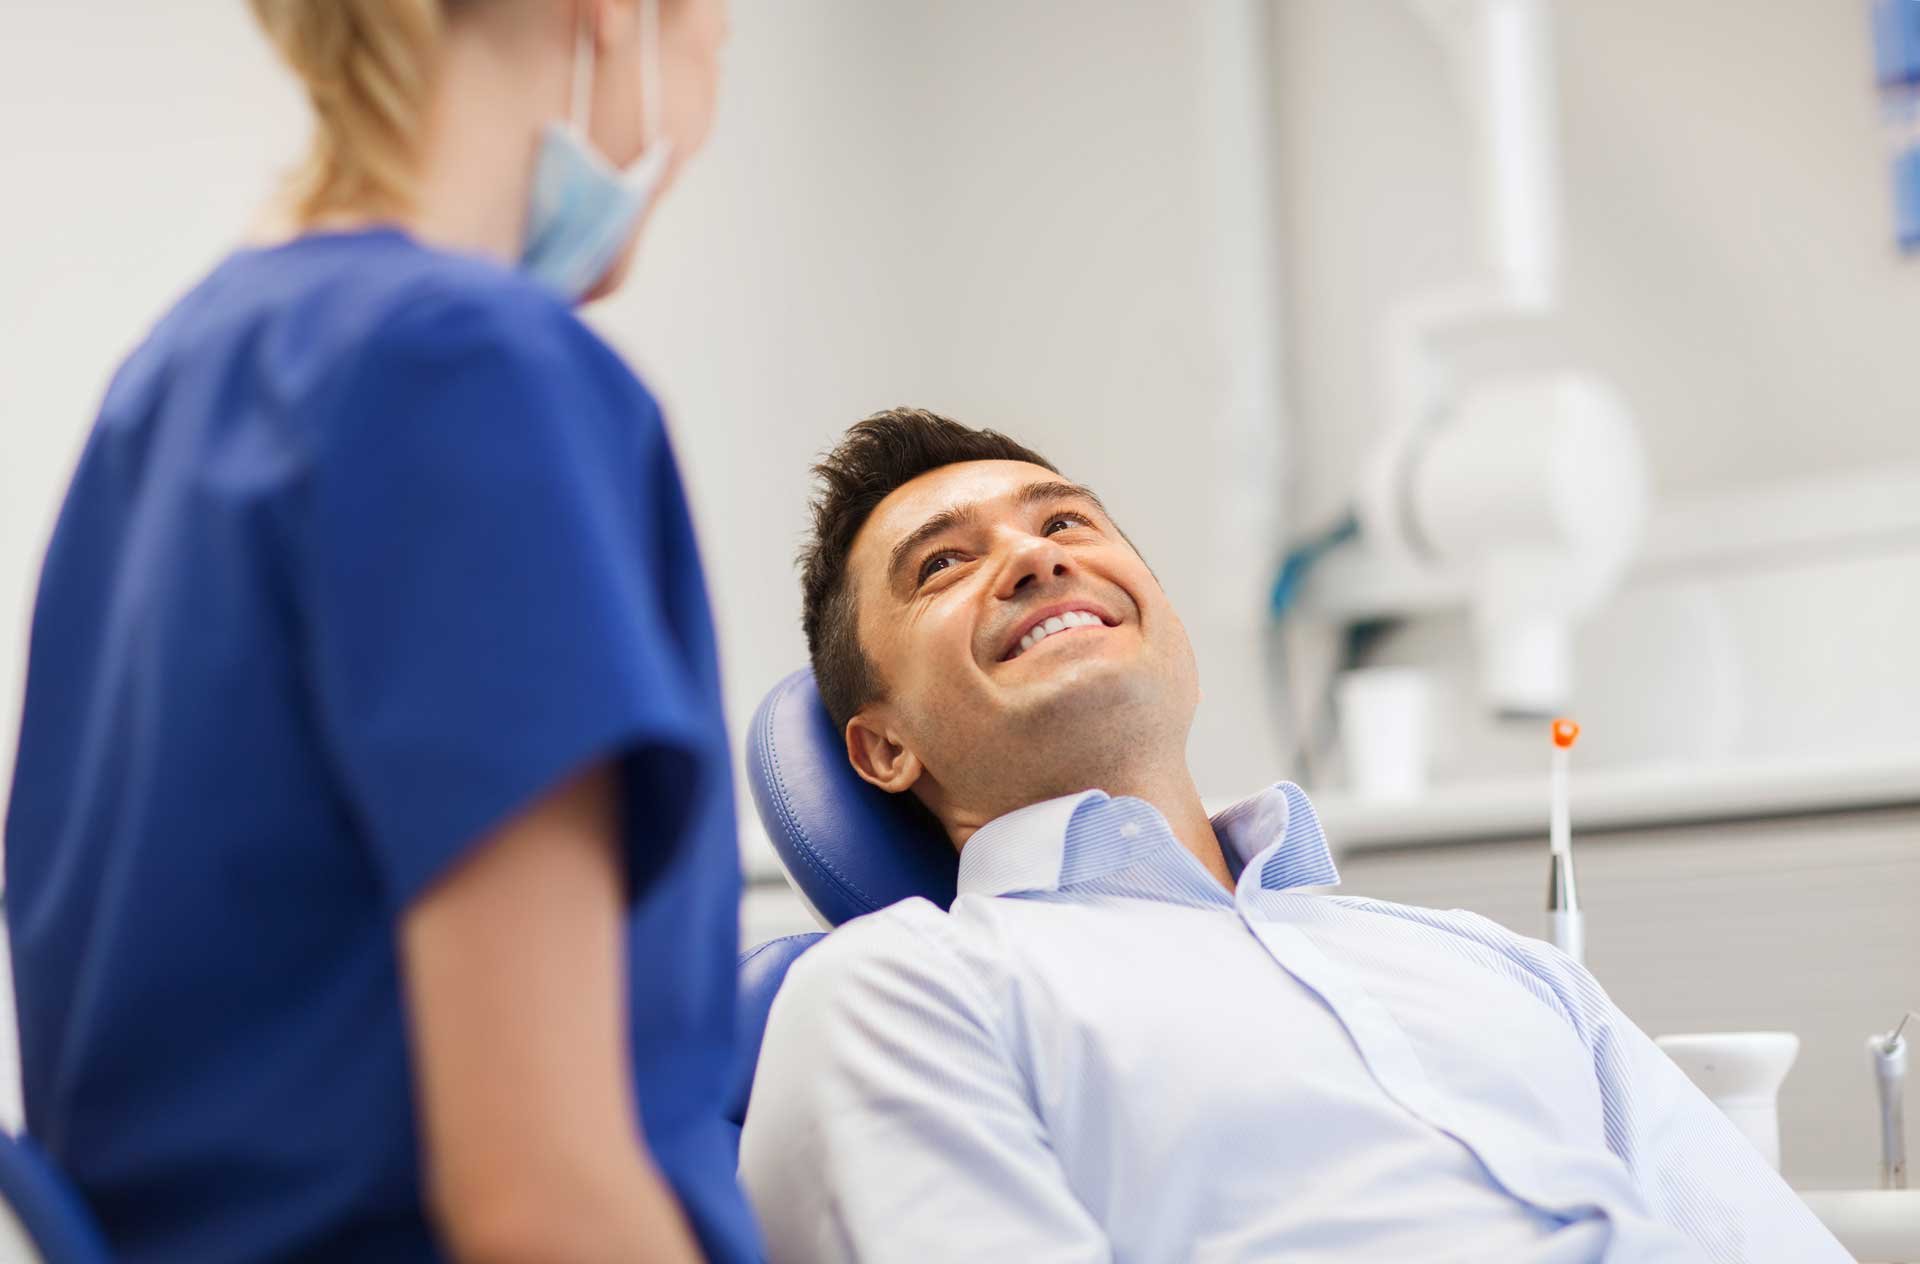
[1046,513,1090,534]
[917,552,961,585]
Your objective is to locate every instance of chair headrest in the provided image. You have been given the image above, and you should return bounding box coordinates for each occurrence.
[746,669,957,925]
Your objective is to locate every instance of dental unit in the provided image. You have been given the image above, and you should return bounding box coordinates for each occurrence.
[1546,717,1582,964]
[1868,1010,1914,1190]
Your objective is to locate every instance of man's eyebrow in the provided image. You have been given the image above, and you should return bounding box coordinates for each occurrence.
[887,503,980,589]
[1016,480,1109,516]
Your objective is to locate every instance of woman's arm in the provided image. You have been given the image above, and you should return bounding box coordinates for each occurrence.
[401,763,704,1264]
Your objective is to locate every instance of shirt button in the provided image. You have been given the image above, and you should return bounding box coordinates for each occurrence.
[1120,822,1141,839]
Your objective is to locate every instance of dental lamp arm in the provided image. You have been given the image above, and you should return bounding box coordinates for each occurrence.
[739,907,1111,1264]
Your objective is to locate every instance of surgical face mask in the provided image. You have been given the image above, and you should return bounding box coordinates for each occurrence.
[520,0,674,302]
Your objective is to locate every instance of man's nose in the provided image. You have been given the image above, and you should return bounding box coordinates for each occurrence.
[994,532,1073,599]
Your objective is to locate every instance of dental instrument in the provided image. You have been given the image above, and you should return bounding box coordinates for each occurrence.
[1868,1010,1915,1189]
[1546,717,1582,964]
[1280,0,1647,720]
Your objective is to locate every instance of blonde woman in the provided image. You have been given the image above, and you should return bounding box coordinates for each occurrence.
[4,1,757,1260]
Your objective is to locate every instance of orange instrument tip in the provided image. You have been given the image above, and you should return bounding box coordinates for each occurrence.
[1551,718,1581,749]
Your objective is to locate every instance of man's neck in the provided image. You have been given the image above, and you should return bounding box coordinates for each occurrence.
[945,763,1234,892]
[1113,766,1234,891]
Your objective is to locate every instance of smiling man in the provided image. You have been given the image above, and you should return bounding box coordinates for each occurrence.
[738,409,1846,1264]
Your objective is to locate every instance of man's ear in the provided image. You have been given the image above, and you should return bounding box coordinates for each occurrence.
[845,710,923,794]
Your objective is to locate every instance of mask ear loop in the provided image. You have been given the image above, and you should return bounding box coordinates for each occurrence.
[570,5,597,132]
[637,0,663,149]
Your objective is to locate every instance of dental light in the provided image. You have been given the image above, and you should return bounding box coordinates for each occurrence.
[1355,371,1645,715]
[1293,0,1648,718]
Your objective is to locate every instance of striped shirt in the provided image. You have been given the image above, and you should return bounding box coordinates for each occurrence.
[740,783,1849,1262]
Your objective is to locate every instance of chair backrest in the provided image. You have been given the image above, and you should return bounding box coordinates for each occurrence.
[729,669,961,1151]
[745,668,956,926]
[0,1133,110,1264]
[724,931,825,1140]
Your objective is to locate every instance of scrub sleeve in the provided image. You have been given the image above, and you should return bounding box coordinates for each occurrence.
[302,289,703,910]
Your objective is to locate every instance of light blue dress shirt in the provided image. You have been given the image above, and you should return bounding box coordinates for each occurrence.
[740,784,1850,1263]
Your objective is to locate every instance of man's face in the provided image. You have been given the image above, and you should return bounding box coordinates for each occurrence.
[843,460,1199,811]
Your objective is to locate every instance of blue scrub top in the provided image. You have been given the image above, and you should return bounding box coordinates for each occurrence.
[4,229,761,1263]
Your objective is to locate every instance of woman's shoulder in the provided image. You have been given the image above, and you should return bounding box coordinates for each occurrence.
[186,230,618,387]
[364,239,658,417]
[258,237,679,495]
[214,230,656,432]
[330,234,596,363]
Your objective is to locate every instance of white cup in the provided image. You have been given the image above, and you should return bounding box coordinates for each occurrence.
[1654,1031,1800,1171]
[1334,667,1433,799]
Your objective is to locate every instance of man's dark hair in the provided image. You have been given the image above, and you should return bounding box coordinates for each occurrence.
[800,408,1059,733]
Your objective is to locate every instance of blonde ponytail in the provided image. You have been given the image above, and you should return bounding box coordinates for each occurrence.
[248,0,448,224]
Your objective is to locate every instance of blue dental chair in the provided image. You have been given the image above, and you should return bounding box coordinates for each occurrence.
[725,668,959,1139]
[0,1130,111,1263]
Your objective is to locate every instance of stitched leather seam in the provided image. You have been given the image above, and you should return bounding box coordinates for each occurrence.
[737,932,823,968]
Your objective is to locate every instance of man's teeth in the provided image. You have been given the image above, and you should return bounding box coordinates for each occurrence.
[1013,610,1105,658]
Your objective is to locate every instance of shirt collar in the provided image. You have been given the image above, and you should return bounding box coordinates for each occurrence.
[955,782,1340,900]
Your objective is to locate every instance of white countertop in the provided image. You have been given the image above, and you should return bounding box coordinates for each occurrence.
[1313,750,1920,852]
[741,750,1920,879]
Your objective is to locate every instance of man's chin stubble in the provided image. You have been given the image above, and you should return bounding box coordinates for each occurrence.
[988,673,1186,795]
